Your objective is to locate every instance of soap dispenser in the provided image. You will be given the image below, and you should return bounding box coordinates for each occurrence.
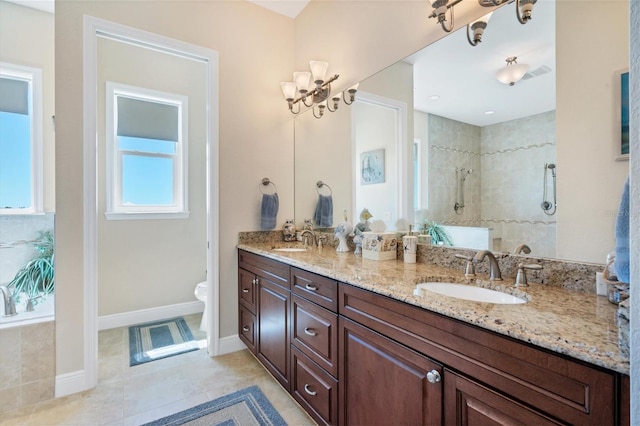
[282,220,296,242]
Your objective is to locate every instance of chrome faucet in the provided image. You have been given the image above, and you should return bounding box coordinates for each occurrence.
[0,286,18,317]
[514,244,531,254]
[300,230,316,247]
[473,250,503,281]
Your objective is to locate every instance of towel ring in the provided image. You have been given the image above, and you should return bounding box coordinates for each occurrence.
[316,180,332,196]
[259,178,278,195]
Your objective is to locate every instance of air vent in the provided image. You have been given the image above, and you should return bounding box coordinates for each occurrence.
[522,65,552,80]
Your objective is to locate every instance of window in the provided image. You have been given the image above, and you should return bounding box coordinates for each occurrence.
[105,82,188,220]
[0,63,43,214]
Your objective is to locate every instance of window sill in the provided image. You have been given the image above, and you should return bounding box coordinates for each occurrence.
[104,211,190,221]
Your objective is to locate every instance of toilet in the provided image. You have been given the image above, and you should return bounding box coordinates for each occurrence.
[194,281,207,332]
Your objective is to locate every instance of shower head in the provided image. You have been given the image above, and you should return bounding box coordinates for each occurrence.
[547,164,556,169]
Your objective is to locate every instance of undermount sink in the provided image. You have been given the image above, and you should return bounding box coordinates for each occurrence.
[272,247,308,252]
[414,282,527,305]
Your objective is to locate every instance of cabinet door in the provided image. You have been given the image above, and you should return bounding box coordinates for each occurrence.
[444,369,562,426]
[257,277,290,390]
[340,317,442,426]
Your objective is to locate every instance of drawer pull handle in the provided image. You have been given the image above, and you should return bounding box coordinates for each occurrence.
[242,288,250,293]
[304,384,317,396]
[305,284,318,291]
[304,327,317,336]
[426,370,441,384]
[242,326,250,332]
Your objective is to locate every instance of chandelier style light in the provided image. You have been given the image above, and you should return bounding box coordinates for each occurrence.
[280,60,358,119]
[478,0,537,25]
[466,12,493,46]
[427,0,462,33]
[495,56,529,86]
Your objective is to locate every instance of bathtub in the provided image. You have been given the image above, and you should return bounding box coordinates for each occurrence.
[441,225,493,251]
[0,293,55,329]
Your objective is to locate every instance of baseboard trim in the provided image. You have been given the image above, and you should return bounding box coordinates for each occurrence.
[218,334,246,355]
[55,369,88,398]
[98,301,204,331]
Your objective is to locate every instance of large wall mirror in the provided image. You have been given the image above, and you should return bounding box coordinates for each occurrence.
[294,0,628,264]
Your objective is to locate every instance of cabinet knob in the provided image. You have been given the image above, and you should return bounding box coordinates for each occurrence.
[242,288,250,293]
[242,326,250,332]
[426,370,441,384]
[252,278,256,285]
[304,327,317,336]
[304,384,317,396]
[305,284,318,291]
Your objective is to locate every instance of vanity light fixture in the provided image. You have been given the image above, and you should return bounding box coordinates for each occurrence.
[495,56,529,86]
[477,0,537,25]
[280,60,358,119]
[466,12,493,46]
[428,0,462,33]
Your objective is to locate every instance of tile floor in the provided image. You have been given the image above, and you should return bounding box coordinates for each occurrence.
[0,314,315,425]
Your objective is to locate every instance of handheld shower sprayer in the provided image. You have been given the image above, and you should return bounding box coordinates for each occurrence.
[454,168,472,214]
[541,163,557,215]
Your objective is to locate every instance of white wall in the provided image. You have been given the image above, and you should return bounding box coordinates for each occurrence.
[96,37,207,315]
[55,1,294,377]
[556,0,629,263]
[0,1,54,211]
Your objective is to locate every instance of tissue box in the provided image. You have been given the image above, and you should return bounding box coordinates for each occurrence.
[362,232,398,261]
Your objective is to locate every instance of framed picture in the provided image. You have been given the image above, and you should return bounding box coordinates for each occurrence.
[360,149,385,185]
[615,69,629,161]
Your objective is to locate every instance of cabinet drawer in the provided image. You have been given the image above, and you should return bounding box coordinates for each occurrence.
[238,306,256,354]
[291,346,338,426]
[238,268,257,313]
[291,267,337,311]
[292,295,338,377]
[238,250,289,289]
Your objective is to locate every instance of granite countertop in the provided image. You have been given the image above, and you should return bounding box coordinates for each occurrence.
[237,242,630,376]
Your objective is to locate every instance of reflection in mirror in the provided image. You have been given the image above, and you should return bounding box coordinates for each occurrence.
[294,0,627,263]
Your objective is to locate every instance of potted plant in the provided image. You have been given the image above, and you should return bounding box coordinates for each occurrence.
[8,230,55,304]
[421,221,454,246]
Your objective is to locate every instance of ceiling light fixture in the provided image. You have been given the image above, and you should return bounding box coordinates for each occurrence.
[495,56,529,86]
[428,0,462,33]
[466,12,493,46]
[280,60,358,119]
[477,0,537,25]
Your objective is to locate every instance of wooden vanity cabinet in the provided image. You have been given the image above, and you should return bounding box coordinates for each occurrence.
[238,250,291,390]
[340,283,623,426]
[238,250,629,425]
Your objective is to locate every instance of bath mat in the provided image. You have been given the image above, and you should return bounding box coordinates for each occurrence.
[142,385,287,426]
[128,317,199,366]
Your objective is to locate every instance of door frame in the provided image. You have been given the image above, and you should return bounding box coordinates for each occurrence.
[82,15,220,389]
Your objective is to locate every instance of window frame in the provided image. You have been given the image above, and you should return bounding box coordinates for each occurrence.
[105,81,189,220]
[0,62,43,215]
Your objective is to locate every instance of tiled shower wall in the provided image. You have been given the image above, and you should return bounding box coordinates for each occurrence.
[417,114,482,227]
[0,321,56,413]
[418,112,556,257]
[481,111,556,257]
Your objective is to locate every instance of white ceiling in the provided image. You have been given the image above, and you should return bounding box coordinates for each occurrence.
[247,0,309,18]
[406,0,556,126]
